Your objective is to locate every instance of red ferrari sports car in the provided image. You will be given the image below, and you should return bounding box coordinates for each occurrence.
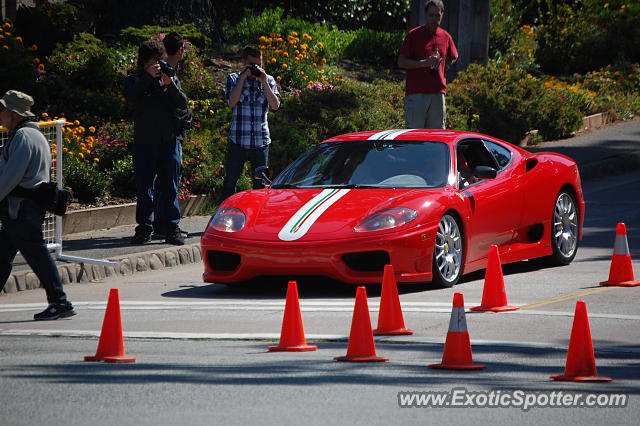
[202,129,584,287]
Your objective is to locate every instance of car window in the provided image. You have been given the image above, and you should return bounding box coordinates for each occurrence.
[484,141,512,171]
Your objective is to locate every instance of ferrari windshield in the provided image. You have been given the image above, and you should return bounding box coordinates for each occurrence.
[271,140,450,189]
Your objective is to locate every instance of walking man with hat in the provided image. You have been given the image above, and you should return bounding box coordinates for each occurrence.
[0,90,76,320]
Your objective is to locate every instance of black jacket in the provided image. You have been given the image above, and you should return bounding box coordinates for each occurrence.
[123,71,189,144]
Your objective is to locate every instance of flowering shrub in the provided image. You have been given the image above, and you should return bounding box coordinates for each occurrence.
[259,31,333,89]
[572,64,640,119]
[0,22,45,99]
[91,121,134,170]
[448,61,584,143]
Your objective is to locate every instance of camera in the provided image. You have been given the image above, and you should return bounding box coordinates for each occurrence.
[246,63,262,77]
[158,60,176,77]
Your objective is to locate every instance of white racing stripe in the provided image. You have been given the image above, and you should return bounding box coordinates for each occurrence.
[278,188,350,241]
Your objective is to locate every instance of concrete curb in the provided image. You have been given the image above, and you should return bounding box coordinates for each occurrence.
[2,244,203,294]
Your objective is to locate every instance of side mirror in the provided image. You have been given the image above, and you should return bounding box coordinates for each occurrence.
[472,166,497,179]
[254,166,272,186]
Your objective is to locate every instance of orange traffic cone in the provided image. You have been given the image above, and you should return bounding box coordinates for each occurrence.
[551,301,612,382]
[84,288,136,363]
[599,223,640,287]
[429,292,485,370]
[269,281,317,352]
[335,286,388,362]
[373,264,413,335]
[471,245,519,312]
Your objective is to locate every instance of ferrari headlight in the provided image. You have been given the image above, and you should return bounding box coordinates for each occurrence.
[354,207,417,232]
[209,207,246,232]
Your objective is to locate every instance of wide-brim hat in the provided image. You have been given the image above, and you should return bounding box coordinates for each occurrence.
[0,90,36,118]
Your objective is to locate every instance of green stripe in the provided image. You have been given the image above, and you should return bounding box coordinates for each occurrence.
[375,130,397,140]
[289,189,338,233]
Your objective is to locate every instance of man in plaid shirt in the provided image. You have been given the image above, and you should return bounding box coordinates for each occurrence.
[222,45,280,201]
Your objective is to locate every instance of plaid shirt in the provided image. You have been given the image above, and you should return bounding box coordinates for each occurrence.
[226,71,279,148]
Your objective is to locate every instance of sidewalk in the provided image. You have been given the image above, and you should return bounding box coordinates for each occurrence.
[2,118,640,295]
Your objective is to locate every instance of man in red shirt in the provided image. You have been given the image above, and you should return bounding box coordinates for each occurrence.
[398,0,458,129]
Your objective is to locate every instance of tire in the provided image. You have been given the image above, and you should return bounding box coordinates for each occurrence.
[544,190,580,266]
[432,213,463,288]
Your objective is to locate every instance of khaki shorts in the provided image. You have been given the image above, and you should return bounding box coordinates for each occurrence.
[404,93,446,129]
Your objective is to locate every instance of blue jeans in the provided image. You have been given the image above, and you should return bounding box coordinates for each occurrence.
[221,142,269,201]
[0,198,67,303]
[133,141,182,235]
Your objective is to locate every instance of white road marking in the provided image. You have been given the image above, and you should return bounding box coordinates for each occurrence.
[1,301,639,320]
[0,329,638,354]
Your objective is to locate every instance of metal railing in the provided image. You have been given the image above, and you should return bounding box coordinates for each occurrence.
[1,120,115,266]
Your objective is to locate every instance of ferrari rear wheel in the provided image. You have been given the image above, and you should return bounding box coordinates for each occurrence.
[432,213,463,288]
[546,190,579,266]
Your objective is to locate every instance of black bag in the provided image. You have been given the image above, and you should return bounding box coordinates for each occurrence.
[9,182,71,216]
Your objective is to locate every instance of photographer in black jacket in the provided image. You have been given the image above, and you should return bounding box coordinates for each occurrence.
[123,36,189,245]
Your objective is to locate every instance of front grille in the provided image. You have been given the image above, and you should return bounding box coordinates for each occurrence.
[207,250,241,271]
[342,251,390,272]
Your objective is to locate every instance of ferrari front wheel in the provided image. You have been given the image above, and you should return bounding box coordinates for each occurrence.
[432,213,463,288]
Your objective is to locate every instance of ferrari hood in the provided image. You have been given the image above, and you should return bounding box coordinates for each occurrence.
[231,187,439,241]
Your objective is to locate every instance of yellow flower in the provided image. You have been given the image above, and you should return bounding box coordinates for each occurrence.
[270,57,277,63]
[78,153,85,159]
[321,58,327,64]
[38,63,45,71]
[317,42,323,48]
[74,120,80,125]
[282,63,287,68]
[259,36,267,43]
[15,36,22,43]
[2,45,9,51]
[0,35,4,40]
[89,126,96,133]
[3,23,10,29]
[283,52,289,57]
[300,71,304,75]
[291,31,298,37]
[94,158,100,162]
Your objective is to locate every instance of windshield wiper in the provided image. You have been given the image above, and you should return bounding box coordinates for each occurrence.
[269,184,300,189]
[320,184,380,189]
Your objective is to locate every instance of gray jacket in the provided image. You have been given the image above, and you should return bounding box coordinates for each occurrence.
[0,121,51,219]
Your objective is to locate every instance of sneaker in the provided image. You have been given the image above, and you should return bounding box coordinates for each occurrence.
[131,229,152,244]
[165,227,186,245]
[153,228,187,240]
[34,302,76,321]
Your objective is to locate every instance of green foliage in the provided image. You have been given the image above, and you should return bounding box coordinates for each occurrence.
[13,1,81,57]
[343,29,404,69]
[179,48,218,100]
[107,155,136,197]
[489,0,525,58]
[92,121,134,170]
[63,156,111,203]
[573,64,640,119]
[120,24,211,49]
[447,61,584,143]
[182,129,226,195]
[259,31,334,89]
[269,79,404,173]
[0,22,45,102]
[225,8,353,62]
[45,33,134,123]
[218,0,411,33]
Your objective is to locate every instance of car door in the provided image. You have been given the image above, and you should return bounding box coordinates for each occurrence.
[456,139,524,263]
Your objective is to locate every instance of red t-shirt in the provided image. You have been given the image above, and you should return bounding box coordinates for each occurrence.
[400,26,458,95]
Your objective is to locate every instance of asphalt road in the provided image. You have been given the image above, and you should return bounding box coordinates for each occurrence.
[1,171,640,426]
